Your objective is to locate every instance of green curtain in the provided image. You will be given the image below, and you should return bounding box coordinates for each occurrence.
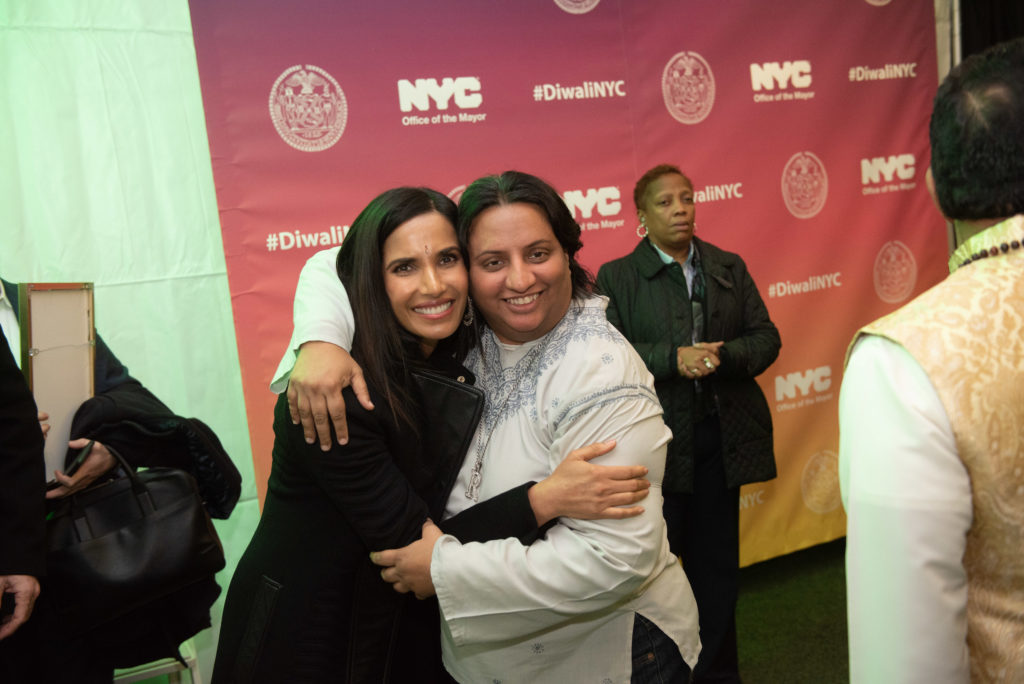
[0,1,260,677]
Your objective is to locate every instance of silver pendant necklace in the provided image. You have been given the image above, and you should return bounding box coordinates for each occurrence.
[464,332,551,501]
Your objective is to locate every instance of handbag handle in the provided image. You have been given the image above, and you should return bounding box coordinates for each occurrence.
[68,444,157,541]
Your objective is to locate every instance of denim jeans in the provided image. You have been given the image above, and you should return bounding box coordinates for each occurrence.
[631,613,691,683]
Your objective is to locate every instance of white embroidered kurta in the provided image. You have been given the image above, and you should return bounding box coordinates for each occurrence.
[435,297,700,684]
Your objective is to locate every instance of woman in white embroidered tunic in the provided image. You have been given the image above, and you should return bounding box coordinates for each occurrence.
[372,171,701,683]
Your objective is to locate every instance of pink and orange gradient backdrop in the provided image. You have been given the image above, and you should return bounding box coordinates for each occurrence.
[189,0,945,565]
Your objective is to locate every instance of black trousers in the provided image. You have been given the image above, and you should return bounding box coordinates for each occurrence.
[662,414,741,684]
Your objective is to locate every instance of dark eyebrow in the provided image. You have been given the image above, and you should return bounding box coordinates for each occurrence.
[474,238,555,259]
[384,256,415,270]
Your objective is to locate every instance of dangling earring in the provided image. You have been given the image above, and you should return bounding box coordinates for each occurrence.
[636,216,648,238]
[463,298,475,327]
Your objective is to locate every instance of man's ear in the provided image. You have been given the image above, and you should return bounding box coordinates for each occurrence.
[925,166,945,217]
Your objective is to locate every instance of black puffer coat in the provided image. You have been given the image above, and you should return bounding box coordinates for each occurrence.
[597,237,781,493]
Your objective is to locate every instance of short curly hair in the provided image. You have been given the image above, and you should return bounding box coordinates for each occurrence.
[633,164,694,211]
[929,37,1024,220]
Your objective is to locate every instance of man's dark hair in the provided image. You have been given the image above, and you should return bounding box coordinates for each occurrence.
[457,170,595,299]
[336,186,469,430]
[930,36,1024,220]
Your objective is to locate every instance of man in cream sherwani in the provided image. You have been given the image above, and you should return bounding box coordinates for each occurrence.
[839,37,1024,684]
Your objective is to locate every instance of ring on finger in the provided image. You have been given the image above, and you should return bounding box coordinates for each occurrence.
[703,357,714,370]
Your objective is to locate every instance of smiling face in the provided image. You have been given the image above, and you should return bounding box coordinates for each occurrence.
[639,172,696,259]
[467,202,573,345]
[382,211,468,357]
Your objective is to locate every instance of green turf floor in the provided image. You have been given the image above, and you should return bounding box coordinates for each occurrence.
[737,537,848,683]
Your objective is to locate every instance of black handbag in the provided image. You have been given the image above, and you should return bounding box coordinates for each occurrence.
[44,445,226,665]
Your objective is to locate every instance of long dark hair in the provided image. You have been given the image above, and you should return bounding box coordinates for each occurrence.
[457,170,596,300]
[335,186,469,430]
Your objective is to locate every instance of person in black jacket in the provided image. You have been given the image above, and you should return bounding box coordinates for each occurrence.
[212,187,642,683]
[1,277,239,681]
[0,278,125,497]
[596,164,781,683]
[1,277,239,515]
[0,323,46,682]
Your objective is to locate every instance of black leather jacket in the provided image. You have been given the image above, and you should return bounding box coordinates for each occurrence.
[352,364,542,682]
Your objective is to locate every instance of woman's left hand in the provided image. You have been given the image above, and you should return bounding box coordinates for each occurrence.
[371,520,443,599]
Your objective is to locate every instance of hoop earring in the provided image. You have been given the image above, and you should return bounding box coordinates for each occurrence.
[463,298,475,327]
[636,217,647,238]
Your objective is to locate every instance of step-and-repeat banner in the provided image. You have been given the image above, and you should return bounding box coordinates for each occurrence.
[189,0,945,565]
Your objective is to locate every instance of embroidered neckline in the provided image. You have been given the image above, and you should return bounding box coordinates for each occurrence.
[462,298,612,501]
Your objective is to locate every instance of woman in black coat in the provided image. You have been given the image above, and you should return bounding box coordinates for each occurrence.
[213,187,635,683]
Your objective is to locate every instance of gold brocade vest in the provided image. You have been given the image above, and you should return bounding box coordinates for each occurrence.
[851,241,1024,681]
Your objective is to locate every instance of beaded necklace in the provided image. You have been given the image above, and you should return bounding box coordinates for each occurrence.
[957,236,1023,269]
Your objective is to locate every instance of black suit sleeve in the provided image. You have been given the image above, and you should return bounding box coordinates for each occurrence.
[93,334,136,394]
[0,324,46,576]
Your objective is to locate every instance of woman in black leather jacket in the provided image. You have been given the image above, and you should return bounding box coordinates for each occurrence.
[213,187,486,682]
